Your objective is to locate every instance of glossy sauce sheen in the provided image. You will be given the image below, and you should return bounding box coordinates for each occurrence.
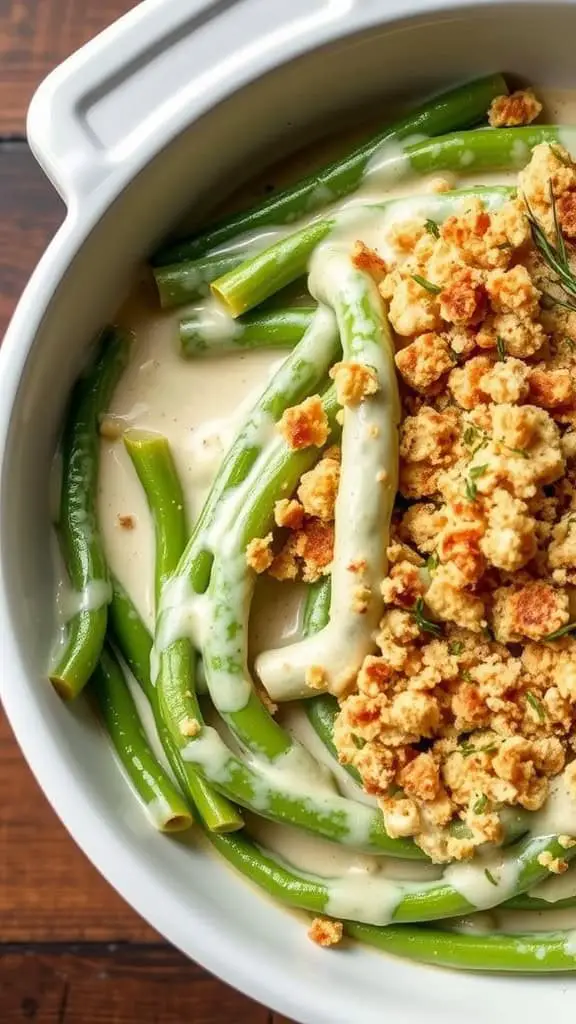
[80,88,576,921]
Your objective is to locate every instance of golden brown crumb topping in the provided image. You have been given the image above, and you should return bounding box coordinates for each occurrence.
[246,535,274,574]
[308,917,344,947]
[488,89,543,128]
[278,395,329,449]
[329,141,576,862]
[329,361,379,406]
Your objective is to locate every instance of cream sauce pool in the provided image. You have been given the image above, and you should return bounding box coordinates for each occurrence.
[59,87,576,929]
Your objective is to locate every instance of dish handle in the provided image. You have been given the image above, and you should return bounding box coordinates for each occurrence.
[26,0,433,211]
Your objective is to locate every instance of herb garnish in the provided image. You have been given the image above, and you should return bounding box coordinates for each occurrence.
[473,794,488,814]
[352,735,366,750]
[425,219,440,238]
[484,868,498,886]
[526,184,576,312]
[448,641,464,656]
[412,596,442,637]
[465,464,488,501]
[496,335,507,360]
[525,690,545,721]
[459,738,498,759]
[426,551,440,572]
[411,273,442,295]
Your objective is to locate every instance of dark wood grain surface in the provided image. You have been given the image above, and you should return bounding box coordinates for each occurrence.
[0,3,292,1020]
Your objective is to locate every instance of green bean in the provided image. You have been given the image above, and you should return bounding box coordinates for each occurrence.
[167,306,340,597]
[257,259,400,701]
[406,124,575,179]
[108,576,243,833]
[346,921,576,971]
[207,824,576,927]
[152,74,507,266]
[124,431,188,601]
[180,307,314,357]
[155,250,242,308]
[201,389,340,758]
[50,326,131,700]
[301,579,363,785]
[153,390,419,857]
[91,645,192,832]
[212,220,332,316]
[121,434,243,833]
[108,575,154,702]
[505,893,576,911]
[212,186,513,316]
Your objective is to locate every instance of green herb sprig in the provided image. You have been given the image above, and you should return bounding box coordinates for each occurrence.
[411,274,442,295]
[411,596,442,637]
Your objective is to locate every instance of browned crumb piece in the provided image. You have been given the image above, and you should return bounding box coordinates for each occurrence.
[351,240,388,280]
[274,498,304,530]
[297,457,340,521]
[246,534,273,574]
[308,917,343,947]
[329,361,379,406]
[488,89,542,128]
[557,191,576,239]
[99,416,123,440]
[278,395,329,450]
[439,267,487,326]
[537,850,568,874]
[179,716,200,738]
[117,513,135,530]
[528,367,576,409]
[270,518,334,583]
[559,835,576,849]
[305,665,327,690]
[395,332,454,393]
[492,581,570,642]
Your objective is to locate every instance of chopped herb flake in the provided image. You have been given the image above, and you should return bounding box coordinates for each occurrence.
[426,551,440,572]
[496,335,506,360]
[411,273,442,295]
[425,219,440,238]
[473,794,488,814]
[525,690,545,721]
[484,868,498,886]
[411,596,442,637]
[448,641,464,656]
[352,735,366,750]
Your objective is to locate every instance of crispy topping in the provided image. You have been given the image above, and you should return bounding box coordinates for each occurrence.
[246,535,274,574]
[308,917,343,947]
[278,395,329,449]
[488,89,542,128]
[329,361,379,406]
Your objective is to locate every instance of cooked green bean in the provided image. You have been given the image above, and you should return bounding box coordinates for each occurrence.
[124,431,188,601]
[180,307,314,357]
[212,186,513,316]
[207,823,576,927]
[163,306,340,598]
[91,645,192,832]
[122,433,243,833]
[108,576,243,833]
[152,74,507,266]
[257,257,400,701]
[346,921,576,971]
[155,250,242,308]
[50,327,131,700]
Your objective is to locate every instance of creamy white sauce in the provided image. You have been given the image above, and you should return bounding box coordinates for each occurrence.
[54,85,576,933]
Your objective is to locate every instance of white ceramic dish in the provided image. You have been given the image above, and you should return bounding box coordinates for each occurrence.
[3,1,576,1019]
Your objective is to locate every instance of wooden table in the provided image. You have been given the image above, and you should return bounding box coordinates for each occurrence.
[0,4,290,1020]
